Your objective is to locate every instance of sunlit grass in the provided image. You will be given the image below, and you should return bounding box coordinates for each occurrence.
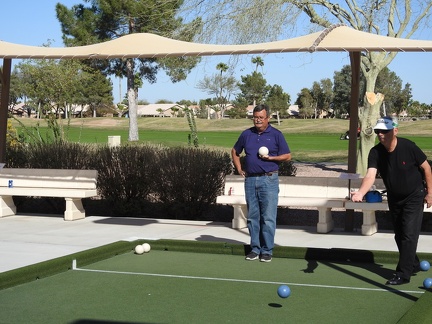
[11,117,432,163]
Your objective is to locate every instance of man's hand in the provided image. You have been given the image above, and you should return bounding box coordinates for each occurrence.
[425,192,432,208]
[350,191,364,202]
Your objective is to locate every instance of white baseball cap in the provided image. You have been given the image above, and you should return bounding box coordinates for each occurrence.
[374,116,398,130]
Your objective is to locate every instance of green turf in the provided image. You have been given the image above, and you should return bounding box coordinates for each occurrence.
[2,239,431,291]
[398,289,432,323]
[0,241,135,290]
[1,243,431,323]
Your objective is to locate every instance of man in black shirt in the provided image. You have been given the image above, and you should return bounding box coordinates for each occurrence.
[351,116,432,285]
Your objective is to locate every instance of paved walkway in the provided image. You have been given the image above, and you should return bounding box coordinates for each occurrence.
[1,214,432,273]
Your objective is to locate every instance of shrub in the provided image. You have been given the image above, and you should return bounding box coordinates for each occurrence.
[8,142,96,169]
[91,144,161,215]
[6,120,20,148]
[5,145,28,168]
[279,160,297,176]
[153,147,232,219]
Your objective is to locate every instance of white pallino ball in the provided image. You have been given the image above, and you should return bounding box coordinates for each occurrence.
[258,146,269,156]
[142,243,151,253]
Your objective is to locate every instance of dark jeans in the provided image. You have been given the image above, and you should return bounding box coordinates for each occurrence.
[388,189,425,280]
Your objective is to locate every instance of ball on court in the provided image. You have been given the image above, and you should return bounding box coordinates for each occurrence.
[420,260,430,271]
[142,243,151,253]
[258,146,269,156]
[134,244,144,255]
[423,278,432,289]
[277,285,291,298]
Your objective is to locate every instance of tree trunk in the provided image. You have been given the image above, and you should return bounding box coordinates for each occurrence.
[126,59,139,141]
[356,92,384,175]
[37,102,41,119]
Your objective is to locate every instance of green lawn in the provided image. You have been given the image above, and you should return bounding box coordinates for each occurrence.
[11,117,432,163]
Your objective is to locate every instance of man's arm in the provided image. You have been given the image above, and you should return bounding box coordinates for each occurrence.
[231,148,245,177]
[261,153,291,162]
[420,160,432,208]
[350,168,378,202]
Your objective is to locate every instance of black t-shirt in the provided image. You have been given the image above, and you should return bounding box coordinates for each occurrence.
[368,137,427,200]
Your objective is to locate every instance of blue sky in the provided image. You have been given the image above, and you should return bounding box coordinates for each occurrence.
[1,0,432,105]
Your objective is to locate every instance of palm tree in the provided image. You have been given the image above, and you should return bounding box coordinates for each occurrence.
[251,56,265,106]
[215,63,229,118]
[251,56,264,72]
[216,62,229,76]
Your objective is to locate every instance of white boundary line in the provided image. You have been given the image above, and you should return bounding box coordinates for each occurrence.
[71,260,423,295]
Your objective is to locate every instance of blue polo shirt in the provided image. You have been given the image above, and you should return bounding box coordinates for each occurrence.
[233,124,290,174]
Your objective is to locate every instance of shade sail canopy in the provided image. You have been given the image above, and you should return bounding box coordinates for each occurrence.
[2,25,432,59]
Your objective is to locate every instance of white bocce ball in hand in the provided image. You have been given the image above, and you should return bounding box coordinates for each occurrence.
[258,146,269,156]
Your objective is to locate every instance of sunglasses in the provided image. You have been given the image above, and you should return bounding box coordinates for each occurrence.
[374,129,391,135]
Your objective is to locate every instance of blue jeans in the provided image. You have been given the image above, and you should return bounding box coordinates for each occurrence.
[245,173,279,255]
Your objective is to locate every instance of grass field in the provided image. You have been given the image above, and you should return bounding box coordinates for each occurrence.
[11,117,432,163]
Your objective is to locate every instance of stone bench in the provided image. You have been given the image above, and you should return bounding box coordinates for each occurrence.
[345,183,432,235]
[0,168,98,221]
[216,175,350,233]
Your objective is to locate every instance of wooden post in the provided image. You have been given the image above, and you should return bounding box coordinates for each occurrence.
[0,59,12,163]
[345,51,361,232]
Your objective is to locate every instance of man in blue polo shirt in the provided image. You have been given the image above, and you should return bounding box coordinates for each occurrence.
[232,104,291,262]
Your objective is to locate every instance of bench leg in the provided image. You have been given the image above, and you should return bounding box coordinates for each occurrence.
[232,205,247,229]
[64,198,86,221]
[316,207,334,233]
[0,196,17,217]
[361,211,378,236]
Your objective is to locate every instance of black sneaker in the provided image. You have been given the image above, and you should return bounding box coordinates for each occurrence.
[245,252,259,261]
[386,275,410,285]
[260,254,272,262]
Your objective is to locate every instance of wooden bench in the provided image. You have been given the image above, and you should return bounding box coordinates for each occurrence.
[216,175,350,233]
[0,168,98,221]
[346,178,432,235]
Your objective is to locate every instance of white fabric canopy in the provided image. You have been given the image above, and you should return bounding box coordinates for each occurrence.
[2,25,432,59]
